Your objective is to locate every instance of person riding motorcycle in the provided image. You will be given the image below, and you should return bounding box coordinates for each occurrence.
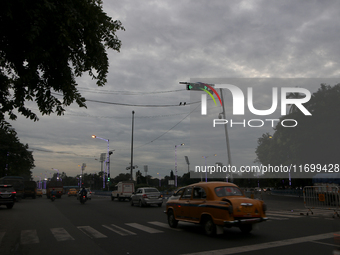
[50,188,56,201]
[79,187,87,201]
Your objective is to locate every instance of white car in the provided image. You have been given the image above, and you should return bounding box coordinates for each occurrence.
[130,187,163,207]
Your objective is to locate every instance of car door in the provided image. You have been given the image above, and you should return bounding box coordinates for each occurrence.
[189,187,207,222]
[178,187,192,220]
[133,188,142,203]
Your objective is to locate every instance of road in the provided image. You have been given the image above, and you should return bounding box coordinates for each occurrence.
[0,193,339,255]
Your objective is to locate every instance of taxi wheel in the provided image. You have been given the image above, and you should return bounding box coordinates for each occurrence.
[168,210,178,228]
[204,217,216,236]
[239,224,252,234]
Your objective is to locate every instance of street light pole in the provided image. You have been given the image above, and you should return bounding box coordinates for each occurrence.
[175,143,184,187]
[92,135,110,189]
[52,168,59,180]
[202,154,217,182]
[219,88,232,182]
[130,111,135,181]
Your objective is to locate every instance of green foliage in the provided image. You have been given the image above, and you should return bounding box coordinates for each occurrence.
[0,123,35,178]
[0,0,124,123]
[255,84,340,178]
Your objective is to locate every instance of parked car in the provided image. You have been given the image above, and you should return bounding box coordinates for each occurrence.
[130,187,163,207]
[68,188,78,196]
[0,184,16,209]
[165,181,268,236]
[77,188,92,200]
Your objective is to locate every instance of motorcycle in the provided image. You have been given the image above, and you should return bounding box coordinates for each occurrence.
[80,195,87,204]
[51,195,56,202]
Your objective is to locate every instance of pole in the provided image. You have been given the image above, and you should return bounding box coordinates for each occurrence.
[175,145,177,187]
[220,88,232,182]
[107,140,110,191]
[130,111,135,181]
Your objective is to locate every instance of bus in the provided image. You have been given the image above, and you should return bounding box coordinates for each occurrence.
[0,176,25,200]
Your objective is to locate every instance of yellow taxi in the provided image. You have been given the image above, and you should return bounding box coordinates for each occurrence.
[165,181,267,236]
[36,189,43,197]
[68,188,78,196]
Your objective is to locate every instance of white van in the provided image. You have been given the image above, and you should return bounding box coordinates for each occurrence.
[111,181,135,201]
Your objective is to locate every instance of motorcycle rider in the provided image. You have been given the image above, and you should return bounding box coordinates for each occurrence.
[79,187,87,201]
[50,188,56,200]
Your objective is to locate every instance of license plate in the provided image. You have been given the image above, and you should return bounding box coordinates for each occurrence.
[243,206,252,213]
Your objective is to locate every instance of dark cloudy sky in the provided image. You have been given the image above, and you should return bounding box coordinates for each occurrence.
[8,0,340,181]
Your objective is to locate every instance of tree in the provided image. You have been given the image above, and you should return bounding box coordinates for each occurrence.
[0,0,124,124]
[255,84,340,179]
[0,123,35,178]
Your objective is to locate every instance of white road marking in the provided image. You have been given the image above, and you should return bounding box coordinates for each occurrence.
[181,231,340,255]
[77,226,107,239]
[50,228,75,241]
[266,216,289,220]
[102,224,136,236]
[21,230,39,245]
[125,223,163,233]
[266,212,301,218]
[148,221,182,231]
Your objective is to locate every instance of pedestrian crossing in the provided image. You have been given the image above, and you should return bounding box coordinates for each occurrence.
[0,210,333,245]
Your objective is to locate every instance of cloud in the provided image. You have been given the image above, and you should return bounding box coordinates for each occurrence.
[8,0,340,182]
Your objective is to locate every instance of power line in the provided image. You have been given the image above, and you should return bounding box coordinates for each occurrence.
[51,92,198,107]
[77,87,186,95]
[135,104,200,149]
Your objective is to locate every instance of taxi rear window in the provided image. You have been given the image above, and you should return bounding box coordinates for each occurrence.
[215,186,243,197]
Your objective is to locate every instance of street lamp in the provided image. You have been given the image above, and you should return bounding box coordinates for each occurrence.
[92,135,110,189]
[202,154,217,182]
[157,173,161,187]
[52,168,59,181]
[175,143,184,187]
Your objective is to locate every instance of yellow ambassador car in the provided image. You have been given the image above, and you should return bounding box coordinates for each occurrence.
[165,182,268,236]
[68,188,78,196]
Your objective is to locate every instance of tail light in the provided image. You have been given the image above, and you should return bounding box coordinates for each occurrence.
[142,194,148,198]
[159,194,163,198]
[12,191,16,194]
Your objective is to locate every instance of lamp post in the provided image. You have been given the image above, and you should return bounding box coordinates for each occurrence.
[175,143,184,187]
[92,135,110,189]
[202,154,217,182]
[130,111,135,181]
[157,173,161,187]
[52,168,59,181]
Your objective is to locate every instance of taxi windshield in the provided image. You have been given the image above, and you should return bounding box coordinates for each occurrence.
[214,186,243,197]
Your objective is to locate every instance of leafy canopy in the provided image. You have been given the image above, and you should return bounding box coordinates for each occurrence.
[0,0,124,122]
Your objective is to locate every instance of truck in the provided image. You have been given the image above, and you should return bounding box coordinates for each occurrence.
[111,181,135,201]
[24,181,37,199]
[46,181,63,199]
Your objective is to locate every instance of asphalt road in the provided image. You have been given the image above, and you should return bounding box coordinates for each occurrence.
[0,193,339,255]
